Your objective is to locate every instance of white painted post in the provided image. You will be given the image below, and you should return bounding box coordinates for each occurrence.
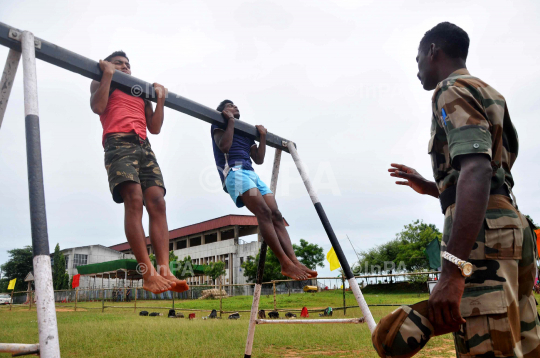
[22,31,61,357]
[0,49,20,129]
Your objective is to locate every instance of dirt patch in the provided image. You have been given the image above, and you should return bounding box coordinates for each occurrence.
[266,347,364,357]
[56,308,86,312]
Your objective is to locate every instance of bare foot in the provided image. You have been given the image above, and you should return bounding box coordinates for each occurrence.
[143,273,176,294]
[294,262,318,278]
[163,275,190,293]
[281,261,309,281]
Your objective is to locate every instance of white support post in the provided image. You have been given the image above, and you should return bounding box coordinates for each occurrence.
[0,344,40,355]
[256,318,364,325]
[0,49,20,129]
[22,31,61,357]
[244,149,281,358]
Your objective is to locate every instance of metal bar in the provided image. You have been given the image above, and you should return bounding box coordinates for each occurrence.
[0,22,290,152]
[256,318,365,325]
[0,343,40,355]
[287,141,376,333]
[0,48,20,129]
[22,30,61,358]
[244,148,282,358]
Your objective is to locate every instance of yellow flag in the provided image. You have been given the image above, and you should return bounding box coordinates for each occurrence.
[327,247,341,271]
[7,278,16,290]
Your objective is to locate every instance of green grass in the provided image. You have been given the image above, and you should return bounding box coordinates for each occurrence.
[1,290,538,357]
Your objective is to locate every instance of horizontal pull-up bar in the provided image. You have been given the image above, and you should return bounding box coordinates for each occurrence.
[0,22,291,152]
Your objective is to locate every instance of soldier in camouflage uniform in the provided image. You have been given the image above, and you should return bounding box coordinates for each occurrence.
[388,22,540,357]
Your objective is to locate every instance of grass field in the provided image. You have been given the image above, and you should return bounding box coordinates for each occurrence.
[1,290,539,357]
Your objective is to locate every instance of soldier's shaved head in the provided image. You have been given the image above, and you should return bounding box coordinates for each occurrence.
[419,22,469,60]
[416,22,469,91]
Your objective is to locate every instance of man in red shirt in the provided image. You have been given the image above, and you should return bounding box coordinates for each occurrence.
[90,51,188,294]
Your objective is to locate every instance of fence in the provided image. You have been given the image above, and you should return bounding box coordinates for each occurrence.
[1,272,438,315]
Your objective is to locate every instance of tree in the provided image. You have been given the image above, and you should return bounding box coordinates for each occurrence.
[293,239,325,270]
[174,255,195,280]
[353,220,442,278]
[52,244,70,290]
[526,215,537,228]
[241,239,325,283]
[0,246,33,292]
[242,249,285,283]
[204,261,226,284]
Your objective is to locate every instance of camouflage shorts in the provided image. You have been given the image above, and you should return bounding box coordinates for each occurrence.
[442,195,540,357]
[103,133,166,203]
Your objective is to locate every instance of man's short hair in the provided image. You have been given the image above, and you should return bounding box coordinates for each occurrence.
[217,99,233,112]
[419,22,469,60]
[104,50,129,62]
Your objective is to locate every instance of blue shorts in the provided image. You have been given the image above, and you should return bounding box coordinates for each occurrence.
[225,167,273,208]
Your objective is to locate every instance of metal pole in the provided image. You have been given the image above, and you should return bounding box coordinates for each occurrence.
[22,31,61,357]
[0,48,20,129]
[0,22,291,152]
[244,149,281,358]
[101,289,104,313]
[0,344,40,356]
[342,275,346,316]
[219,277,222,318]
[287,142,376,332]
[74,288,78,311]
[9,290,13,311]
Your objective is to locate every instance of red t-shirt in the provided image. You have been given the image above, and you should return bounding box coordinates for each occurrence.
[99,89,147,144]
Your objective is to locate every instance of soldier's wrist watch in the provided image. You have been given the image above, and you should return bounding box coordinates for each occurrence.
[442,251,473,277]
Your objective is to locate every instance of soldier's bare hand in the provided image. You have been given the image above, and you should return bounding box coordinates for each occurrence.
[153,83,168,101]
[428,272,466,336]
[255,125,267,137]
[388,163,436,196]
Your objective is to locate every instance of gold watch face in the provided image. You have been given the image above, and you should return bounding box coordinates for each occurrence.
[462,263,473,277]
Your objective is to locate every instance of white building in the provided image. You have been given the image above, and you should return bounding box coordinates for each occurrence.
[57,244,134,288]
[110,215,287,286]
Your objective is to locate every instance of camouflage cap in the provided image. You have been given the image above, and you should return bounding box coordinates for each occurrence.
[372,301,434,358]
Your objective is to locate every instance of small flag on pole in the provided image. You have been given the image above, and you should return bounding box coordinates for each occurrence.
[327,247,341,271]
[7,278,16,290]
[72,274,80,288]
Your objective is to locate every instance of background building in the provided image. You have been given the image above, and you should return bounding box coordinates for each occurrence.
[109,214,286,286]
[57,244,134,288]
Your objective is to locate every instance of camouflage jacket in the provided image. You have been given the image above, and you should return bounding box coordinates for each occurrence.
[429,68,518,195]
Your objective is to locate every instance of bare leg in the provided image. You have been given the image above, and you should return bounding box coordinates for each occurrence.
[262,193,318,278]
[144,186,189,293]
[118,182,174,294]
[240,188,308,281]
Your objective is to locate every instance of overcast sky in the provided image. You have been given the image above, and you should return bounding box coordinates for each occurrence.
[1,0,539,279]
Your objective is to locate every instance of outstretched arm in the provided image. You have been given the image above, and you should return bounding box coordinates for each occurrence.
[90,60,116,114]
[388,163,439,198]
[250,125,266,165]
[213,109,236,153]
[145,83,168,135]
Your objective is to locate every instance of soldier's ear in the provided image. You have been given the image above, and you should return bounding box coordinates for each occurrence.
[429,43,438,60]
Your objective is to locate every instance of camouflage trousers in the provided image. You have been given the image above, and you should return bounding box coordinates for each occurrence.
[103,133,166,203]
[442,195,540,357]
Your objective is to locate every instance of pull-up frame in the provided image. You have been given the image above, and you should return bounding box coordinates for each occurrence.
[0,22,376,358]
